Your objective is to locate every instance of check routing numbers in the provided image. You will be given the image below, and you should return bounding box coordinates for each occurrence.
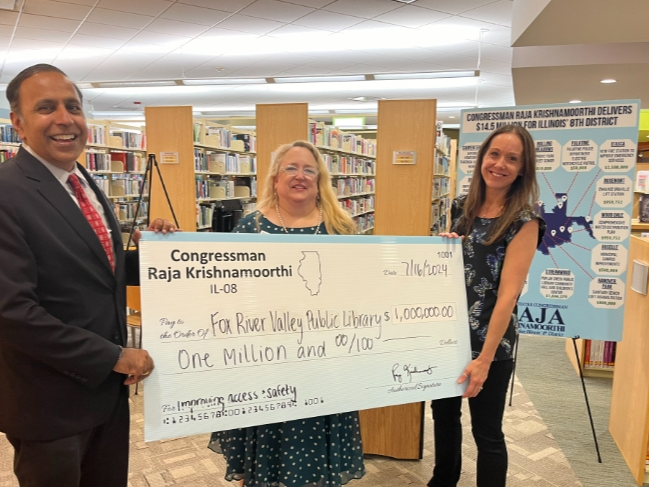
[146,247,459,372]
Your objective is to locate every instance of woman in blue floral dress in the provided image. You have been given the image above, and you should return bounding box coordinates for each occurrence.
[427,125,546,487]
[209,141,364,487]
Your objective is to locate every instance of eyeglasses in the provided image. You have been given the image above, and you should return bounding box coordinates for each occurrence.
[279,165,319,179]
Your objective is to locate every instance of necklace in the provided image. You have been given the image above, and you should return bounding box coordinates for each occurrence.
[480,203,503,218]
[275,203,322,235]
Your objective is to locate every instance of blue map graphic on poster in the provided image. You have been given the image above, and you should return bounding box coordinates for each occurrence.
[538,193,594,256]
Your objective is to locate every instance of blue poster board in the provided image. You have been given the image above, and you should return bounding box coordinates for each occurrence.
[458,100,640,341]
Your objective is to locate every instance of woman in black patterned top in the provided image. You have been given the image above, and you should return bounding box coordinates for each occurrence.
[209,141,364,487]
[427,125,546,487]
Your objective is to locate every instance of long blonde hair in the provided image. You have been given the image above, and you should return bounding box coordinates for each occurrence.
[457,124,540,245]
[256,140,355,235]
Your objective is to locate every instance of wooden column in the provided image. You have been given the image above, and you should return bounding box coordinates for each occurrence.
[360,99,437,460]
[144,106,197,231]
[609,236,649,485]
[374,99,437,235]
[255,103,309,201]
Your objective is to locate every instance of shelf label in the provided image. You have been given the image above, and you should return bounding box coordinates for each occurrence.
[393,150,417,165]
[160,151,179,164]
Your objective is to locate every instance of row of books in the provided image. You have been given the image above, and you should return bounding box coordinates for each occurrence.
[87,151,146,173]
[340,195,374,217]
[309,122,376,157]
[333,177,375,198]
[1,147,18,162]
[0,125,21,144]
[112,131,146,150]
[197,204,214,229]
[194,151,256,174]
[434,155,450,176]
[584,339,617,368]
[323,153,376,176]
[431,197,450,235]
[195,179,256,200]
[636,170,649,193]
[193,124,257,153]
[87,124,106,146]
[91,174,147,198]
[355,213,374,234]
[114,200,147,223]
[433,178,450,200]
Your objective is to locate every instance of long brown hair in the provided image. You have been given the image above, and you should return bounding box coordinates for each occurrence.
[256,140,355,235]
[456,124,539,244]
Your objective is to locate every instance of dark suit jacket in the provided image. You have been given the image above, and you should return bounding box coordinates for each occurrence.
[0,147,139,441]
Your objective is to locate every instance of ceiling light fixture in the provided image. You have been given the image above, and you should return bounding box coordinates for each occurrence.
[183,78,266,85]
[274,75,366,84]
[373,70,478,81]
[392,0,418,3]
[569,100,582,103]
[600,79,617,84]
[93,80,177,88]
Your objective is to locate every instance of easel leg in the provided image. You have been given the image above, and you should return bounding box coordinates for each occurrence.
[508,336,520,407]
[572,336,602,463]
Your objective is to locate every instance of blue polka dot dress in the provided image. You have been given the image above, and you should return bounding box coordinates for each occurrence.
[209,211,365,487]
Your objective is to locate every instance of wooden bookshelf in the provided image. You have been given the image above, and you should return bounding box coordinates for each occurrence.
[82,120,148,227]
[362,99,438,460]
[256,103,310,201]
[564,338,615,378]
[308,121,377,235]
[0,118,20,163]
[609,235,649,485]
[144,106,197,232]
[192,119,257,230]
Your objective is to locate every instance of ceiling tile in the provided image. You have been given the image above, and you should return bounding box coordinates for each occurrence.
[23,0,92,21]
[280,0,337,8]
[322,0,401,19]
[18,13,81,33]
[76,22,140,40]
[292,10,364,32]
[128,31,191,48]
[86,8,154,29]
[0,10,19,25]
[69,33,126,49]
[96,0,172,17]
[9,37,66,50]
[14,26,72,42]
[85,52,163,80]
[59,0,98,5]
[239,0,314,23]
[56,44,114,59]
[216,14,286,35]
[462,0,513,27]
[0,35,10,47]
[267,24,333,36]
[0,24,13,36]
[196,27,256,39]
[177,0,255,12]
[373,5,450,28]
[160,3,231,26]
[413,0,499,15]
[145,18,211,37]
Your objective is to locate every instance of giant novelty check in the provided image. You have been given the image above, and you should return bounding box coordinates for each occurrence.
[140,232,471,442]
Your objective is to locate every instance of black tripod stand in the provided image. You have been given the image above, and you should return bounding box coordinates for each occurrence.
[126,153,179,249]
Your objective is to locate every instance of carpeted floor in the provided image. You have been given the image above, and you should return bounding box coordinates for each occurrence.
[0,335,640,486]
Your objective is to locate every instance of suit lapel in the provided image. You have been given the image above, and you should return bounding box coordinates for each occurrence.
[16,149,115,276]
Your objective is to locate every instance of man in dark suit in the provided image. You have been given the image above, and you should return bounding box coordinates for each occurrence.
[0,64,175,486]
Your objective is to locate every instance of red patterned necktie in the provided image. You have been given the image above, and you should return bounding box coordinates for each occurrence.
[68,174,115,272]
